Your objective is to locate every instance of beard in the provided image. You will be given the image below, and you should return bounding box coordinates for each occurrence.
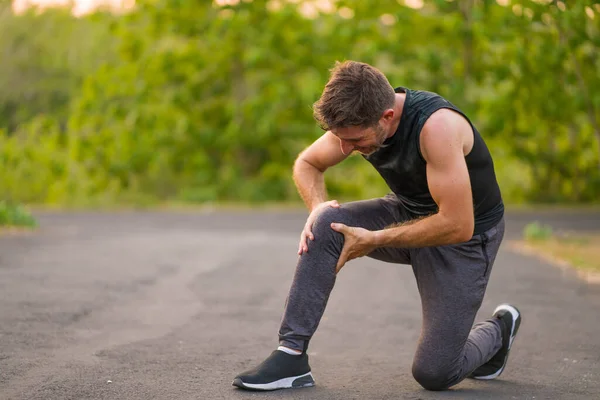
[356,124,388,155]
[374,123,388,146]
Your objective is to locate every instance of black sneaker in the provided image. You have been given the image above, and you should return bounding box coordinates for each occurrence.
[471,304,522,380]
[232,350,315,391]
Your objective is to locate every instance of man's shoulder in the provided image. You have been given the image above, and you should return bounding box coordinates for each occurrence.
[420,111,455,143]
[422,108,464,130]
[420,109,472,151]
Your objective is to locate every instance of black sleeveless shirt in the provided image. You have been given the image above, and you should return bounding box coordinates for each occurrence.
[363,87,504,235]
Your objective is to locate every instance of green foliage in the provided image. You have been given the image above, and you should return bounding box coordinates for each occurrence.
[480,0,600,202]
[0,201,37,227]
[524,221,554,241]
[0,0,598,207]
[0,0,119,132]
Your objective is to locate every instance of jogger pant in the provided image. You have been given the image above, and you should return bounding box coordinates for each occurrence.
[278,194,505,391]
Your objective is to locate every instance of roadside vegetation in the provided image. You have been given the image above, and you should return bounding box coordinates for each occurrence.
[0,201,37,228]
[1,1,598,208]
[521,222,600,274]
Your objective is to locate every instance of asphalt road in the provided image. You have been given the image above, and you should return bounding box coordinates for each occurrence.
[1,209,599,400]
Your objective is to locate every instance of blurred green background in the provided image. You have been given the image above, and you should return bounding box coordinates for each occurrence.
[1,0,599,211]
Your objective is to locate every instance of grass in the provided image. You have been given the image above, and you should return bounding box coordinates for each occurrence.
[522,222,600,273]
[0,201,37,228]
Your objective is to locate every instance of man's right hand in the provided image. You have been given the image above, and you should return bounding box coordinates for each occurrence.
[298,200,340,255]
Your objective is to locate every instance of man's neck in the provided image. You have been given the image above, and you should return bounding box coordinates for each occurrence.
[386,92,406,139]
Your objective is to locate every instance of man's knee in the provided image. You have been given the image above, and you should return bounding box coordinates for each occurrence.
[312,206,352,237]
[412,361,456,391]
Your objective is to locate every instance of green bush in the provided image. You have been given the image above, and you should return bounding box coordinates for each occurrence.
[0,201,37,227]
[523,221,553,241]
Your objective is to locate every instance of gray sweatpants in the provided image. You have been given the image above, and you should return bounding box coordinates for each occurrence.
[278,194,505,391]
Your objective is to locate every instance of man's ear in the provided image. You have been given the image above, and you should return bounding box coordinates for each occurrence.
[381,109,395,121]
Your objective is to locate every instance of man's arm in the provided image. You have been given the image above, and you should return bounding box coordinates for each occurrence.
[373,113,475,247]
[293,131,350,211]
[294,131,350,254]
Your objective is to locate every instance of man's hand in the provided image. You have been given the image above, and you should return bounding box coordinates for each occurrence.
[330,223,377,273]
[298,200,340,255]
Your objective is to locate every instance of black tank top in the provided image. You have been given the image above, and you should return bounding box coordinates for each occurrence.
[363,87,504,235]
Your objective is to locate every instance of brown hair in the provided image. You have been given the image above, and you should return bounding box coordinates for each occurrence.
[313,60,396,131]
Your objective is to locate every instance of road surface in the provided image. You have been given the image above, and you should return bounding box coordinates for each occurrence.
[0,209,599,399]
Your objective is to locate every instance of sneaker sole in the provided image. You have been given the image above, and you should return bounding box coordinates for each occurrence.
[232,372,315,391]
[472,304,521,380]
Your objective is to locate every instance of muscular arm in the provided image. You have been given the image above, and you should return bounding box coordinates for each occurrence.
[373,113,475,247]
[293,131,349,211]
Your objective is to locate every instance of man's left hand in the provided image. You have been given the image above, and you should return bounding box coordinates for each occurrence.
[330,223,378,273]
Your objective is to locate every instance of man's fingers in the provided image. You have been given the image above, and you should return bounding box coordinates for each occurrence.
[336,246,349,273]
[299,244,308,255]
[330,222,347,233]
[336,251,347,273]
[300,201,341,257]
[299,231,308,255]
[304,230,311,252]
[332,223,348,272]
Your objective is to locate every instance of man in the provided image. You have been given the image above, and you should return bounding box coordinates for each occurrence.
[232,60,521,392]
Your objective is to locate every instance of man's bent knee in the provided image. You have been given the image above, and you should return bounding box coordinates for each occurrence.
[312,206,353,237]
[412,363,456,391]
